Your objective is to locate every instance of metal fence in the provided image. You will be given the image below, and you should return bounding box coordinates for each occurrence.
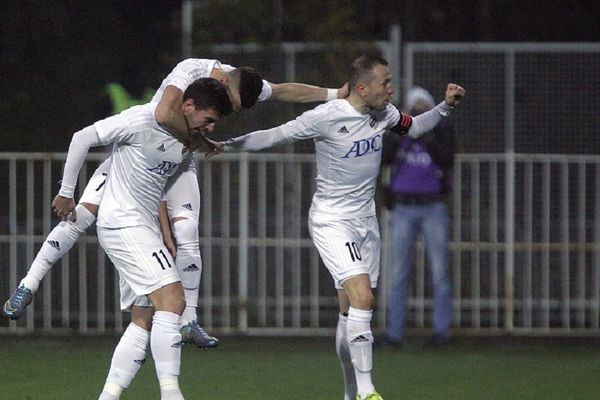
[197,40,600,155]
[2,41,599,336]
[403,42,600,155]
[1,151,600,336]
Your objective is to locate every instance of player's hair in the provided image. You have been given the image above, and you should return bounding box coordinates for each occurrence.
[348,55,389,89]
[236,66,263,109]
[183,77,232,116]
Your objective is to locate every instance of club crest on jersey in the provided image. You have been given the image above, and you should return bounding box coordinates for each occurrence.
[341,134,382,158]
[156,143,166,152]
[147,160,179,176]
[369,116,378,128]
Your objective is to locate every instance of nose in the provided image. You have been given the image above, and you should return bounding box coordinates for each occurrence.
[388,84,395,94]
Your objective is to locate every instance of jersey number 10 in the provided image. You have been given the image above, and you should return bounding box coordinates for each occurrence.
[345,241,362,262]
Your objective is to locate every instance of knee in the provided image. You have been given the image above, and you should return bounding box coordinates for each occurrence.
[159,295,186,315]
[150,283,186,315]
[172,296,186,315]
[172,217,199,246]
[351,290,374,310]
[164,290,186,315]
[131,307,154,331]
[69,204,97,232]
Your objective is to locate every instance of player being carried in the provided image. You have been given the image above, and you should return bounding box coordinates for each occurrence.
[206,55,465,400]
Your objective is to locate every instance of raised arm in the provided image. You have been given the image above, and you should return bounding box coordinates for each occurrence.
[391,83,465,138]
[154,85,188,137]
[269,82,349,103]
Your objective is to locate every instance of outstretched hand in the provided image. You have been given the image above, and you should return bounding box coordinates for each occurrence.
[204,138,225,159]
[51,195,76,221]
[444,83,466,107]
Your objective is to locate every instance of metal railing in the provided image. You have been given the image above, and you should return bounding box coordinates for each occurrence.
[1,152,599,336]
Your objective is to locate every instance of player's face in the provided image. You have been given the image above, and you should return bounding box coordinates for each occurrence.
[184,108,220,142]
[364,64,394,111]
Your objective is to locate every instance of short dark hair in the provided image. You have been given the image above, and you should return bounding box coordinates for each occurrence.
[349,55,389,89]
[237,66,263,109]
[183,77,232,116]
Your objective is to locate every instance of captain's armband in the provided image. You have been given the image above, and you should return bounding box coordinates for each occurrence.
[390,113,413,135]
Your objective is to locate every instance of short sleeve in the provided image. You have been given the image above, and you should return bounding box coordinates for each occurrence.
[258,80,273,102]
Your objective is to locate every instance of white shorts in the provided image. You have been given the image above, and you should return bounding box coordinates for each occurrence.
[119,277,152,311]
[163,156,200,221]
[79,156,112,205]
[97,225,181,310]
[308,214,381,290]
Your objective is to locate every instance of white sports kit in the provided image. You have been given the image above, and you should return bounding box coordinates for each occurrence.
[224,99,448,288]
[225,99,403,288]
[64,104,191,308]
[73,59,274,309]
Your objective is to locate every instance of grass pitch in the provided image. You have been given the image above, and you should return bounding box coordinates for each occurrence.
[1,335,599,399]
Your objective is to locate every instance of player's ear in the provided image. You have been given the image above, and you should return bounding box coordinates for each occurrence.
[356,83,368,97]
[181,98,196,113]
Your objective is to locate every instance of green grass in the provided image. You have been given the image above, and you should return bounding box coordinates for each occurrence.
[2,335,600,399]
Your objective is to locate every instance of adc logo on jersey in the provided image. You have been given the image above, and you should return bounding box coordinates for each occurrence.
[147,160,180,176]
[341,134,382,158]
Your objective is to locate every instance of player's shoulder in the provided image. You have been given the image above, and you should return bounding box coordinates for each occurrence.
[312,99,347,116]
[383,102,399,117]
[298,100,344,124]
[119,103,159,129]
[375,103,401,125]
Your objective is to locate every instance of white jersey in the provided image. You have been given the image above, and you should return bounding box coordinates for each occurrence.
[223,99,450,219]
[225,99,401,219]
[309,101,400,218]
[151,58,272,103]
[93,103,191,233]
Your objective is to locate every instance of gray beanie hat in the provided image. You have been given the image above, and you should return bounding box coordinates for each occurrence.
[404,86,435,110]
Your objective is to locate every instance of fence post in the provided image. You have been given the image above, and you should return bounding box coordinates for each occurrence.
[503,49,516,333]
[238,152,249,332]
[504,152,515,333]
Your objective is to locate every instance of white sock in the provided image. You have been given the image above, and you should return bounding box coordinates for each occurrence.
[336,313,357,400]
[20,205,96,292]
[98,383,122,400]
[347,307,375,397]
[159,379,185,400]
[151,311,184,399]
[181,306,197,326]
[172,218,202,325]
[99,322,150,400]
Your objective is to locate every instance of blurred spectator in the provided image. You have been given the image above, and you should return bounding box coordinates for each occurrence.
[381,86,455,348]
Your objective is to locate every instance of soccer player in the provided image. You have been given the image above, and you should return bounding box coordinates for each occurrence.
[3,58,348,348]
[51,77,231,400]
[206,55,465,400]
